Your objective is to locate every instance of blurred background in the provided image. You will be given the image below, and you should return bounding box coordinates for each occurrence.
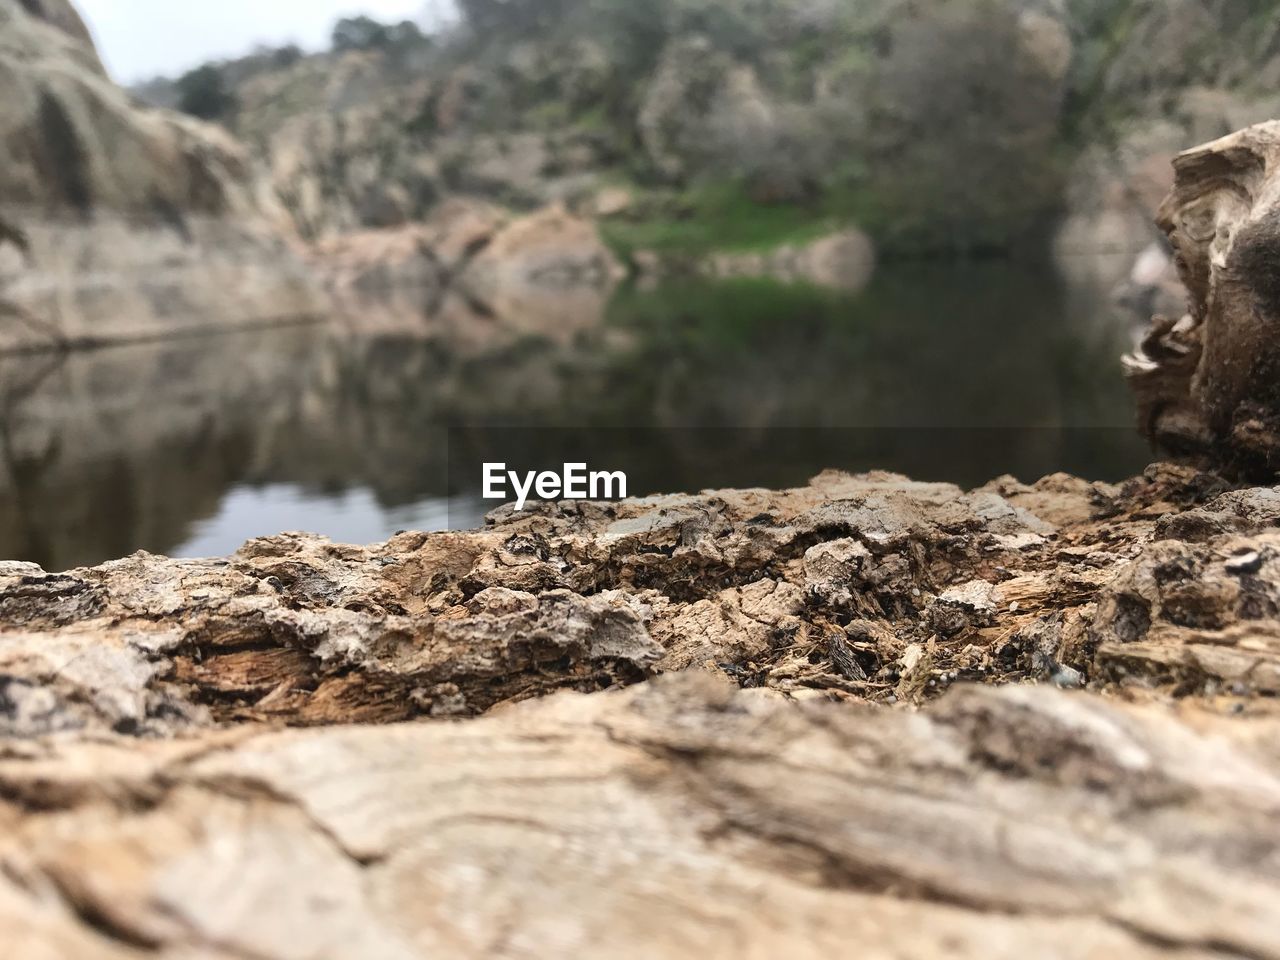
[3,0,1278,569]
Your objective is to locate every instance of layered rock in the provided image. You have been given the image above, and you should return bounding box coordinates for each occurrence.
[0,0,323,351]
[3,463,1280,955]
[1126,120,1280,472]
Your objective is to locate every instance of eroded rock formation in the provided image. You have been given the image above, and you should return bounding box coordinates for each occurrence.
[1127,120,1280,473]
[0,0,323,351]
[3,462,1280,955]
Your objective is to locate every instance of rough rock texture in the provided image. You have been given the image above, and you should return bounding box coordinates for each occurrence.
[4,462,1280,955]
[0,0,322,351]
[1126,120,1280,472]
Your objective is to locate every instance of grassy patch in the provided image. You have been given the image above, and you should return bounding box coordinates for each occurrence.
[600,180,843,257]
[606,275,849,351]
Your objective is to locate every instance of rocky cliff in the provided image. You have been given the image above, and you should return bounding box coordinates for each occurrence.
[145,0,1280,299]
[0,0,323,352]
[206,0,1072,260]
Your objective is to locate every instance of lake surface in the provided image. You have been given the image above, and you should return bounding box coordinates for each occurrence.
[0,259,1153,571]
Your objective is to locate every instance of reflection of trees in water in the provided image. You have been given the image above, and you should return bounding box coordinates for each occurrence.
[599,263,1138,431]
[0,262,1149,569]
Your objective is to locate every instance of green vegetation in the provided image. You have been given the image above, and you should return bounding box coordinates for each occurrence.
[155,0,1280,260]
[174,64,237,121]
[331,16,427,53]
[600,182,840,257]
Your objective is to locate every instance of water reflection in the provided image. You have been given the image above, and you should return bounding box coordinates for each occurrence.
[0,259,1152,570]
[175,484,487,560]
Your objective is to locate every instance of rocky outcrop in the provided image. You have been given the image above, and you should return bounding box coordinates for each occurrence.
[4,462,1280,955]
[0,0,323,352]
[174,0,1079,262]
[1126,120,1280,472]
[312,200,623,340]
[7,463,1273,728]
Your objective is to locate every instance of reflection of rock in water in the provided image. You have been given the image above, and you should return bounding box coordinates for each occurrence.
[317,202,624,348]
[0,261,1151,570]
[0,321,621,570]
[0,333,321,569]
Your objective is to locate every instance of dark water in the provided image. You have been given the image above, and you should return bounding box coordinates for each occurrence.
[0,260,1152,571]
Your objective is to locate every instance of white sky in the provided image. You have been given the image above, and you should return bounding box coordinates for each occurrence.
[75,0,445,83]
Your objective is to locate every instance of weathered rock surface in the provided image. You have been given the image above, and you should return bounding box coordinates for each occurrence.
[1127,120,1280,472]
[0,0,323,351]
[3,462,1280,955]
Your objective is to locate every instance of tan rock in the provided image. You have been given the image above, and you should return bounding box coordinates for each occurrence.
[421,196,508,270]
[0,0,323,352]
[463,204,621,288]
[591,186,634,219]
[1128,120,1280,466]
[4,461,1280,956]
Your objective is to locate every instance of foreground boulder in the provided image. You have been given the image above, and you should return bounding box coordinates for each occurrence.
[0,0,322,352]
[2,464,1280,956]
[3,672,1278,959]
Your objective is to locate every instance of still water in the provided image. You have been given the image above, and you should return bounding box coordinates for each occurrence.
[0,260,1153,570]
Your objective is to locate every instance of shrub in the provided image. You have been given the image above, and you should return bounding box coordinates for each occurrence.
[175,64,236,121]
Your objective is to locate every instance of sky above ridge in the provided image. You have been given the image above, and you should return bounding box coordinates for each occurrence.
[75,0,448,83]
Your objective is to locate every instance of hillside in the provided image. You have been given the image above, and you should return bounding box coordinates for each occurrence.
[145,0,1280,267]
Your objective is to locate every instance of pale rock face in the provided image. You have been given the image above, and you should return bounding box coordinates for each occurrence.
[464,204,622,289]
[0,0,323,351]
[638,36,763,183]
[1017,10,1073,85]
[591,187,634,219]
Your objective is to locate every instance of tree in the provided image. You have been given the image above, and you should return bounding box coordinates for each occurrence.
[270,44,304,69]
[332,15,392,51]
[387,20,428,47]
[175,64,236,122]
